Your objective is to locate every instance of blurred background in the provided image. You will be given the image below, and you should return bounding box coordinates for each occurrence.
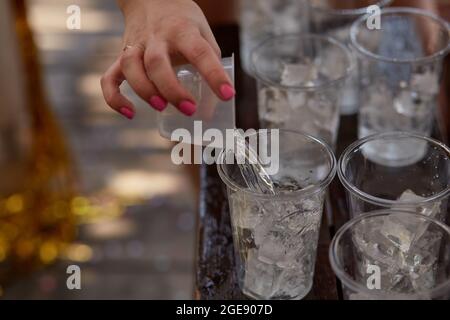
[0,0,201,299]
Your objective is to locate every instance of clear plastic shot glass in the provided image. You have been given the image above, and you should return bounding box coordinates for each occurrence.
[338,132,450,222]
[217,129,336,300]
[251,34,353,148]
[308,0,393,115]
[157,56,235,147]
[350,8,450,139]
[330,210,450,300]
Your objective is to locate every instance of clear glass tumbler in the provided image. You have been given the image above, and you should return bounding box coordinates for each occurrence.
[251,34,353,148]
[157,56,235,147]
[330,211,450,300]
[350,8,450,139]
[308,0,393,115]
[239,0,309,75]
[217,129,336,300]
[338,132,450,222]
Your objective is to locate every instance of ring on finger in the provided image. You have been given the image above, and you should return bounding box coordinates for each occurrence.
[123,44,145,52]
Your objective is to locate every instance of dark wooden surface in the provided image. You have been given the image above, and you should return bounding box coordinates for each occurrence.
[195,23,450,300]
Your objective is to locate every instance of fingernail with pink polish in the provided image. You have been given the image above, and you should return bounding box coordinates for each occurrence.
[179,101,196,116]
[220,84,235,101]
[149,96,168,111]
[119,107,135,120]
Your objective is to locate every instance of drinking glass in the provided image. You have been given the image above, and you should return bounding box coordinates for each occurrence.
[330,210,450,300]
[251,34,353,148]
[217,129,336,300]
[157,56,235,147]
[350,8,450,139]
[239,0,309,74]
[338,132,450,223]
[308,0,393,114]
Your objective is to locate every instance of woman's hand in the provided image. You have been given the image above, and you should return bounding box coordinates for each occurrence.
[101,0,235,119]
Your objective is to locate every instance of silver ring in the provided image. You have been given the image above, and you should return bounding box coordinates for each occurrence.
[123,44,145,52]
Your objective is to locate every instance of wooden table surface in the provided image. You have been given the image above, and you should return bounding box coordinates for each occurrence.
[195,23,450,300]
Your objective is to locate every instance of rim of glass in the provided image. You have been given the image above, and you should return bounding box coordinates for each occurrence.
[329,210,450,298]
[310,0,392,17]
[250,33,355,91]
[217,129,337,200]
[338,131,450,207]
[350,7,450,64]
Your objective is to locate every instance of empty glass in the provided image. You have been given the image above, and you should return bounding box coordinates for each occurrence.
[217,130,336,300]
[251,34,353,148]
[239,0,309,74]
[330,211,450,300]
[157,56,235,147]
[308,0,392,114]
[350,8,450,139]
[338,132,450,222]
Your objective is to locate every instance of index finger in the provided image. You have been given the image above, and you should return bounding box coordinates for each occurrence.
[175,31,235,101]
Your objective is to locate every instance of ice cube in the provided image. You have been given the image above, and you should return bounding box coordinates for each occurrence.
[283,93,337,147]
[258,87,290,126]
[244,249,279,298]
[394,91,429,117]
[382,190,441,252]
[281,62,318,87]
[270,265,307,299]
[316,45,348,81]
[393,189,441,219]
[257,233,284,264]
[411,71,439,96]
[382,190,440,253]
[257,229,297,265]
[381,216,417,253]
[353,221,404,273]
[286,91,307,110]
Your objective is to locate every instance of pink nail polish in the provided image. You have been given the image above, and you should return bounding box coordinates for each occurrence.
[119,107,135,119]
[149,96,168,111]
[179,101,196,116]
[220,84,235,101]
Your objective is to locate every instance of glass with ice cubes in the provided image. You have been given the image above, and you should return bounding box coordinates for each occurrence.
[239,0,309,75]
[330,211,450,300]
[251,34,353,148]
[217,130,336,300]
[308,0,393,115]
[350,8,450,139]
[338,132,450,223]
